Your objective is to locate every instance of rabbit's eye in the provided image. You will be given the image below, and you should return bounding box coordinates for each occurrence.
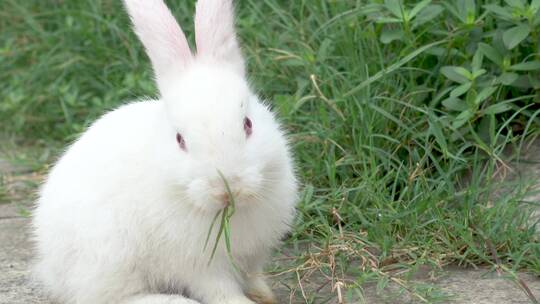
[176,133,186,151]
[244,117,253,137]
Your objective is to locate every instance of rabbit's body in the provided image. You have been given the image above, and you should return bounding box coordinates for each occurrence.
[34,97,295,304]
[32,1,297,303]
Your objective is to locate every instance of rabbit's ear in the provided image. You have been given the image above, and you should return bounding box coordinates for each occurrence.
[124,0,193,93]
[194,0,245,75]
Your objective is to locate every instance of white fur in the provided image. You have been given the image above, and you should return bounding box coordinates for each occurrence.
[32,1,297,303]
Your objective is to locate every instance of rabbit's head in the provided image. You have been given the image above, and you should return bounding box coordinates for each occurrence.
[125,0,293,212]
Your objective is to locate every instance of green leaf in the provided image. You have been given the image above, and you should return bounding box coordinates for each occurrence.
[498,72,519,85]
[509,61,540,71]
[385,0,404,18]
[208,209,227,265]
[444,2,466,23]
[425,46,446,57]
[223,218,231,253]
[413,5,444,27]
[465,0,476,13]
[376,17,403,24]
[345,40,445,96]
[441,66,472,84]
[532,0,540,10]
[534,15,540,27]
[474,86,497,105]
[443,97,468,111]
[530,73,540,88]
[484,4,514,20]
[380,28,404,44]
[472,49,484,71]
[465,88,478,110]
[504,0,525,9]
[465,0,476,24]
[428,116,448,157]
[503,24,530,50]
[206,170,238,266]
[472,69,486,79]
[512,75,534,88]
[204,210,223,252]
[409,0,431,19]
[483,103,512,114]
[452,110,474,129]
[477,115,493,145]
[450,82,472,98]
[478,43,503,66]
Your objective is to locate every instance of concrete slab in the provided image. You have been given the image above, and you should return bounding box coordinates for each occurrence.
[437,267,539,304]
[270,263,540,303]
[0,217,52,304]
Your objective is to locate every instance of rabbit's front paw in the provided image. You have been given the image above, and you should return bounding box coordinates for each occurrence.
[246,292,277,304]
[246,277,277,304]
[213,296,255,304]
[120,294,201,304]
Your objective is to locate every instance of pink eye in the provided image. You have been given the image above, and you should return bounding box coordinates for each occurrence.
[176,133,186,151]
[244,117,252,137]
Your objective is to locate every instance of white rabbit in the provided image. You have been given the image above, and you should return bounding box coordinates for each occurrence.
[31,0,298,303]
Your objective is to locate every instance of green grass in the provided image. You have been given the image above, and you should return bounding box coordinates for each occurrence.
[1,0,540,302]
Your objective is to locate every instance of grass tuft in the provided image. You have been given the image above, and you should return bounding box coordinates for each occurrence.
[204,170,237,267]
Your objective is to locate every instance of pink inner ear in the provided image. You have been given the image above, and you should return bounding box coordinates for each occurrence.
[195,0,233,53]
[194,0,245,74]
[125,0,193,91]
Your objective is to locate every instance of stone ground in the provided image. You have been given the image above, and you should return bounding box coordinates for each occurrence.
[1,141,539,304]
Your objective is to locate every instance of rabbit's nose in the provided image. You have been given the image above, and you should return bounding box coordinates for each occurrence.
[219,192,230,206]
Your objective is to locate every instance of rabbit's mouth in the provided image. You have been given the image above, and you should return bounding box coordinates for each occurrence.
[183,180,261,213]
[211,189,256,210]
[183,166,266,213]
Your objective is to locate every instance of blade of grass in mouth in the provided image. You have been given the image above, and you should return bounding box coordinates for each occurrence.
[204,170,236,266]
